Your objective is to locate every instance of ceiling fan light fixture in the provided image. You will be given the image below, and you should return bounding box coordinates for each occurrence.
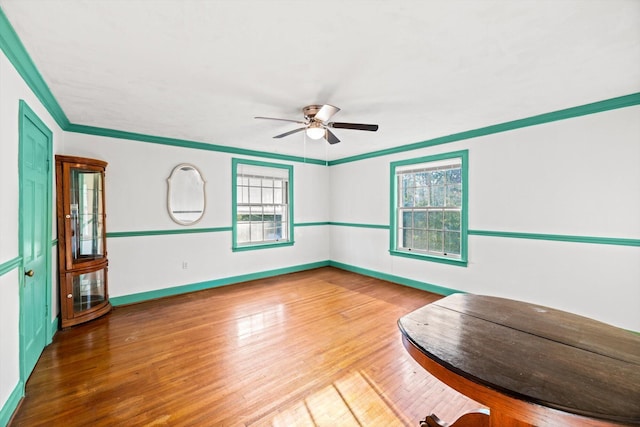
[306,123,325,140]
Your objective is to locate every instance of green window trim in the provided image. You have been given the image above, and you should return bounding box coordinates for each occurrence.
[232,240,295,252]
[232,158,294,251]
[389,150,468,267]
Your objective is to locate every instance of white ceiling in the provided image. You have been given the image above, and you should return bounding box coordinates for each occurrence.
[1,0,639,161]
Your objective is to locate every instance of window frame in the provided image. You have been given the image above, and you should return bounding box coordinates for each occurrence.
[389,150,468,266]
[232,158,294,251]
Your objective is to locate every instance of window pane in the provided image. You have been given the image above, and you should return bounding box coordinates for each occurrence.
[443,211,461,231]
[249,187,261,203]
[402,185,414,207]
[402,211,413,228]
[427,210,443,229]
[250,205,263,222]
[444,231,461,255]
[238,186,249,203]
[431,186,445,206]
[446,168,461,184]
[249,177,261,186]
[428,231,443,253]
[276,205,286,221]
[237,223,250,243]
[401,228,412,248]
[414,211,427,229]
[415,186,429,207]
[264,226,277,240]
[268,204,277,215]
[267,214,275,224]
[415,172,428,187]
[274,188,282,204]
[414,230,427,250]
[446,184,462,207]
[237,205,250,222]
[263,187,274,204]
[430,170,444,185]
[402,174,414,188]
[250,223,263,241]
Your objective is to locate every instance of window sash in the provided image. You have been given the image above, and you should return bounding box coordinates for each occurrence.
[236,174,289,245]
[397,207,462,257]
[396,161,462,259]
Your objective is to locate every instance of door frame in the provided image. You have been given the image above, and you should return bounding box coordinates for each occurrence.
[18,100,54,382]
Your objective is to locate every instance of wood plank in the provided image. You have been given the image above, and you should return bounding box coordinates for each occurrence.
[9,267,482,426]
[434,294,640,364]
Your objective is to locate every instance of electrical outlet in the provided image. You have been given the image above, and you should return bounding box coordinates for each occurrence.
[182,261,188,270]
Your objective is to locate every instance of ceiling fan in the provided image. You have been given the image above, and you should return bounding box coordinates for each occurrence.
[255,104,378,144]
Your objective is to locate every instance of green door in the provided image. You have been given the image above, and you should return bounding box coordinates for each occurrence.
[19,101,52,380]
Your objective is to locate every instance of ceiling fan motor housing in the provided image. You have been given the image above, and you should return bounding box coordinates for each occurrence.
[303,105,323,120]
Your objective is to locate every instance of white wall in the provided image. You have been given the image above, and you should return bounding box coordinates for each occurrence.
[0,51,62,419]
[60,133,331,298]
[330,105,640,331]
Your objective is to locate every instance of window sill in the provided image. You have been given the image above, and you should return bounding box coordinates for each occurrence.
[233,241,294,252]
[389,249,467,267]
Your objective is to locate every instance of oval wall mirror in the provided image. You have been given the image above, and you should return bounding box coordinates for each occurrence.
[167,164,206,225]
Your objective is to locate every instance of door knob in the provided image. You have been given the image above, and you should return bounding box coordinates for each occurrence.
[25,269,34,277]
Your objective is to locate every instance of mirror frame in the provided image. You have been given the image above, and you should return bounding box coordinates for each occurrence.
[167,163,206,226]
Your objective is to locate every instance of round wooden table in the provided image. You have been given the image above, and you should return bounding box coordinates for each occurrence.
[398,294,640,427]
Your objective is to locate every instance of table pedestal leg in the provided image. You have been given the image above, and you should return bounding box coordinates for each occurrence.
[420,408,535,427]
[420,409,490,427]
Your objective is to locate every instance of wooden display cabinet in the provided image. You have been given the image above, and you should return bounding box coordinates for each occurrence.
[55,155,111,328]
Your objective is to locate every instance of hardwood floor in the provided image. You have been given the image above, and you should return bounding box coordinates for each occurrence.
[10,267,481,426]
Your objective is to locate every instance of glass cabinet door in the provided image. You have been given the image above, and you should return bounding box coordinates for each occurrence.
[65,267,108,317]
[64,165,106,270]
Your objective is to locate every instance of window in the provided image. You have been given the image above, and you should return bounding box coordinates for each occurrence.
[390,150,468,266]
[232,158,294,251]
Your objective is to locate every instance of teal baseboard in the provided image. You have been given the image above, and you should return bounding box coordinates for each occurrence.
[110,260,331,306]
[328,261,461,296]
[0,381,24,427]
[109,259,462,307]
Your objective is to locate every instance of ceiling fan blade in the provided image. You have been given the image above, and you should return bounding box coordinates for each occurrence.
[273,127,306,138]
[329,122,379,131]
[314,104,340,122]
[255,116,306,124]
[325,129,341,145]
